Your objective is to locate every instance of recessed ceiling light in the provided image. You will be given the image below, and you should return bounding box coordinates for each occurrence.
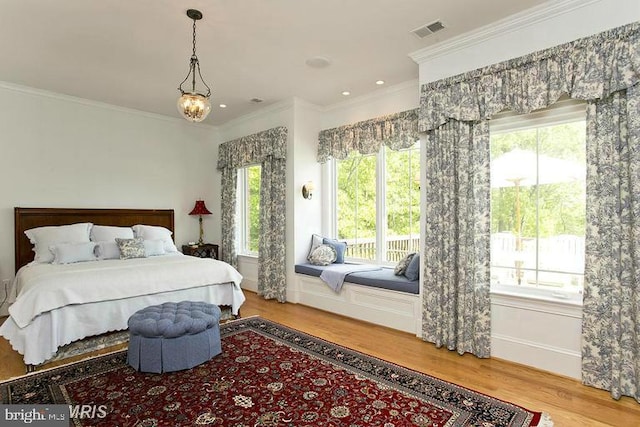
[376,80,385,85]
[219,104,227,108]
[341,91,350,96]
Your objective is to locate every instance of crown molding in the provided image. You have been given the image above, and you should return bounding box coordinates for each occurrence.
[0,80,218,129]
[409,0,600,64]
[292,97,324,113]
[322,79,419,112]
[218,98,297,131]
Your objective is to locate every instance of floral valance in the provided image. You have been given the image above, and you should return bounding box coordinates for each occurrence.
[419,22,640,132]
[317,109,419,163]
[217,126,288,170]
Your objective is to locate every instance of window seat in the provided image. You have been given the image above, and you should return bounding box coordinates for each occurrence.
[293,263,420,334]
[294,263,419,294]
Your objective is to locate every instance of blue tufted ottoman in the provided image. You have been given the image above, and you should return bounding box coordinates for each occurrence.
[127,301,222,373]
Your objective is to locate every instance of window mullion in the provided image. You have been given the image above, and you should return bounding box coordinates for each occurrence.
[377,148,386,263]
[535,128,540,287]
[236,169,245,254]
[247,168,253,253]
[329,160,337,237]
[242,168,249,254]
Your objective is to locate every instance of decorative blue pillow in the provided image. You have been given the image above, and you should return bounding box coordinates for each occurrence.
[404,253,420,281]
[323,238,347,264]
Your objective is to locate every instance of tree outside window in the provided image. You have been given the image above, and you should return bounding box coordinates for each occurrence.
[336,144,420,263]
[490,120,586,293]
[239,165,261,254]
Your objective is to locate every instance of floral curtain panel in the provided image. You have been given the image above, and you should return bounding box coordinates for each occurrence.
[418,20,640,395]
[583,87,640,401]
[317,109,419,163]
[422,119,492,357]
[217,126,288,302]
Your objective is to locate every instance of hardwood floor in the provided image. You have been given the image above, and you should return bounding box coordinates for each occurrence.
[2,291,639,425]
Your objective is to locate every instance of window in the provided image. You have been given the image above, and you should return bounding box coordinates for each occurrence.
[490,104,586,296]
[335,144,420,263]
[238,165,261,255]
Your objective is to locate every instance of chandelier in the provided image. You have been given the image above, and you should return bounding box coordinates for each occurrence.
[177,9,212,123]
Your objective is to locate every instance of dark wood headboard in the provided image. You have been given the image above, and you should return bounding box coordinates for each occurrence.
[14,208,175,272]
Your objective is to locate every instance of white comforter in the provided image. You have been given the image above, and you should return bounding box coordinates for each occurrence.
[9,254,243,328]
[1,254,245,365]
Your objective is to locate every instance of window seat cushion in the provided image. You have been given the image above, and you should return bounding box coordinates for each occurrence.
[295,263,419,294]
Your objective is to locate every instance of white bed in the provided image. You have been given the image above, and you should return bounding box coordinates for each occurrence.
[2,207,245,367]
[0,254,244,365]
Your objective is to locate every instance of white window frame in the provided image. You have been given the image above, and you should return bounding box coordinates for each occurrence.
[331,143,420,265]
[489,99,586,303]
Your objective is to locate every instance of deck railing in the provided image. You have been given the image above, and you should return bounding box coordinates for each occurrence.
[490,232,585,288]
[341,233,584,289]
[343,235,420,262]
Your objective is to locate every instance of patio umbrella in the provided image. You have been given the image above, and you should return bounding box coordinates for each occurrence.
[490,148,584,284]
[491,148,584,188]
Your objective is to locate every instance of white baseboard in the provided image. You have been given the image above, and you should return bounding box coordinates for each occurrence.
[295,274,420,334]
[241,279,258,293]
[491,333,582,379]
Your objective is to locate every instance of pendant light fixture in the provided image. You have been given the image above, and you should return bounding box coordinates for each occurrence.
[177,9,212,122]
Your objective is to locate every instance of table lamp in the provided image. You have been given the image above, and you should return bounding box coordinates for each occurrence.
[189,200,212,245]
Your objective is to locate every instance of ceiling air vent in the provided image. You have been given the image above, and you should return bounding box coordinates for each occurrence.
[411,20,445,39]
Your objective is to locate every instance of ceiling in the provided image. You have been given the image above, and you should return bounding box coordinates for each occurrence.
[0,0,548,126]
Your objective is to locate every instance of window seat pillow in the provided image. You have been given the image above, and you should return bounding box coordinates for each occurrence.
[295,263,419,294]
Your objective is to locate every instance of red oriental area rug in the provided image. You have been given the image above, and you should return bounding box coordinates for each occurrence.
[1,317,553,426]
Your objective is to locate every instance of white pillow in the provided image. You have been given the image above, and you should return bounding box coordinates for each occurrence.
[143,239,166,257]
[94,241,121,260]
[50,242,97,264]
[25,223,93,264]
[90,225,134,242]
[132,225,178,253]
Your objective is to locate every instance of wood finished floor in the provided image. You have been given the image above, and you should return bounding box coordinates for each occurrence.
[1,291,639,426]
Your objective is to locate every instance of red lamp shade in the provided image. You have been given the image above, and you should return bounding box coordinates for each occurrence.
[189,200,212,216]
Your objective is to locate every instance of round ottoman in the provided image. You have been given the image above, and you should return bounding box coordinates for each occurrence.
[127,301,222,373]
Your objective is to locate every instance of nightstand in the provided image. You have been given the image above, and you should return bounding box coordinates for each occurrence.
[182,243,219,260]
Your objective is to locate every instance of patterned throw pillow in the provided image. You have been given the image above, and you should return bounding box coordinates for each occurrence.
[394,252,416,276]
[404,253,420,281]
[306,234,324,261]
[115,237,146,260]
[308,244,337,266]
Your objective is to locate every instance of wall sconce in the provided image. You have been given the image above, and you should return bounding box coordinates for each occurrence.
[302,181,315,200]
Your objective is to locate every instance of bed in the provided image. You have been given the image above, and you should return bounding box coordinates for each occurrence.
[0,207,245,367]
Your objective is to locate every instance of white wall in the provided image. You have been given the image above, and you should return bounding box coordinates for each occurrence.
[0,82,218,315]
[411,0,640,379]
